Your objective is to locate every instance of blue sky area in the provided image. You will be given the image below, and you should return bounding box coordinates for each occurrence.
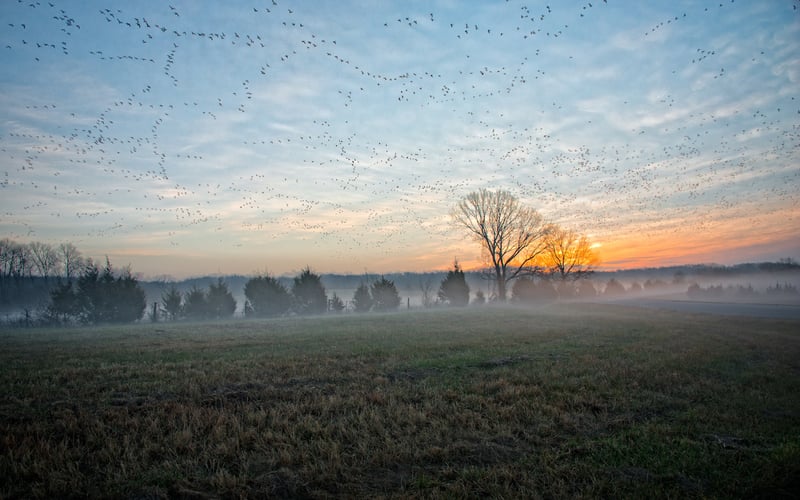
[1,1,798,278]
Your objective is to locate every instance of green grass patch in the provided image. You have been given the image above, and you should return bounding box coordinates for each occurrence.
[1,304,798,498]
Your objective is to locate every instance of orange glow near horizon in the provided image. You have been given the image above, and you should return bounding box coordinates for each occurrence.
[448,204,800,274]
[593,210,800,270]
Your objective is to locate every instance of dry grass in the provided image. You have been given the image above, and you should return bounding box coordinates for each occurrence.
[1,304,798,498]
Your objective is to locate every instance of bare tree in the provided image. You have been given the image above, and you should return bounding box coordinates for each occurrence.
[452,189,550,301]
[0,238,15,278]
[58,242,84,280]
[419,275,436,308]
[542,226,597,281]
[28,242,61,281]
[7,242,32,280]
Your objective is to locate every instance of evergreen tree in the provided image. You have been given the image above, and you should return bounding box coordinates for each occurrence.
[371,276,401,312]
[183,286,208,320]
[161,285,183,320]
[244,274,291,317]
[112,266,148,323]
[292,266,327,315]
[61,257,146,324]
[604,279,626,296]
[352,282,373,312]
[329,292,345,313]
[207,278,237,318]
[438,259,470,306]
[511,277,557,303]
[46,279,78,324]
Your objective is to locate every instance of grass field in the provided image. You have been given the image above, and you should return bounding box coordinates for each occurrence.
[1,303,798,498]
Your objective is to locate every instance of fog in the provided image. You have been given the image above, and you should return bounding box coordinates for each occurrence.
[141,265,799,318]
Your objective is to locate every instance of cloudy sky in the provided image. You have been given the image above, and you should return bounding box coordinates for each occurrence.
[1,0,798,278]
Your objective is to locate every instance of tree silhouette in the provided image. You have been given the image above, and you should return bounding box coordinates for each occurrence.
[352,282,373,312]
[183,286,208,320]
[329,292,345,313]
[541,226,597,281]
[58,242,84,280]
[206,278,236,319]
[452,189,550,301]
[244,274,291,317]
[60,257,147,324]
[371,276,401,312]
[292,266,327,315]
[45,279,79,324]
[438,259,470,306]
[604,279,626,296]
[511,277,557,303]
[28,242,60,282]
[161,285,183,320]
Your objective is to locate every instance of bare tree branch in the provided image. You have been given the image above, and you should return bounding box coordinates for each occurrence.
[452,189,549,301]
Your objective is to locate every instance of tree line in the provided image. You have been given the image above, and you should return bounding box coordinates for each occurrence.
[155,264,471,322]
[6,188,795,326]
[0,248,474,325]
[1,239,84,282]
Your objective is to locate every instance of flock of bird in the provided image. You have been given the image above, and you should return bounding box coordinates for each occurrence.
[0,0,798,273]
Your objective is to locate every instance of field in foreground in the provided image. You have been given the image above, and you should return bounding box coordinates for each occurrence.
[1,304,798,499]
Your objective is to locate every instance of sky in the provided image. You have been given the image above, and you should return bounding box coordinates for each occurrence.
[1,0,798,279]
